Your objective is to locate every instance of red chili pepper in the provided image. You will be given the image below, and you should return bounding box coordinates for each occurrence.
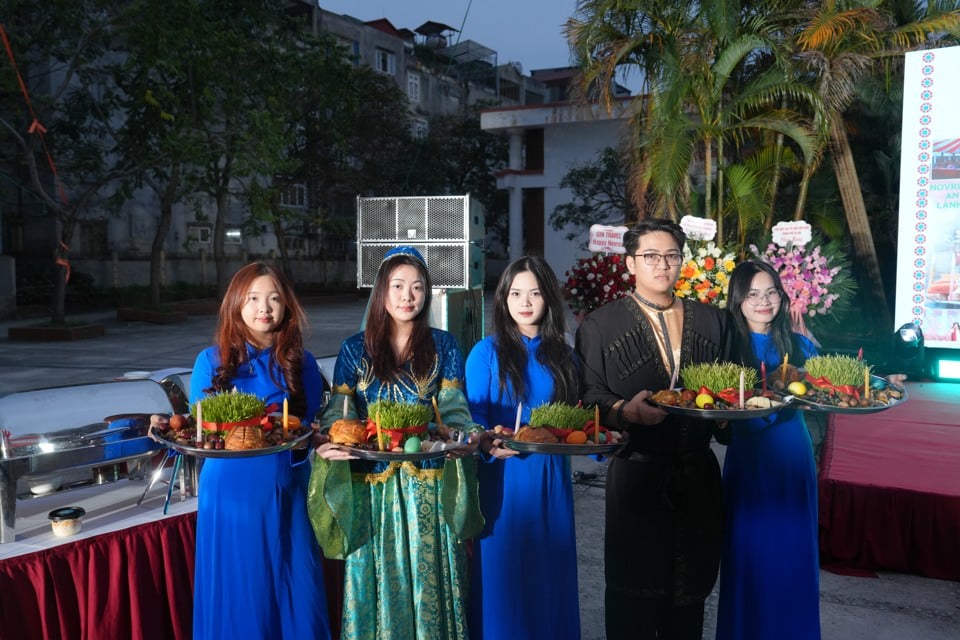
[716,388,740,405]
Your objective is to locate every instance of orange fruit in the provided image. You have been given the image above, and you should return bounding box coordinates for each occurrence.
[566,430,588,444]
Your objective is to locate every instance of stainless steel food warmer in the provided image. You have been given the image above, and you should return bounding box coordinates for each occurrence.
[0,374,190,544]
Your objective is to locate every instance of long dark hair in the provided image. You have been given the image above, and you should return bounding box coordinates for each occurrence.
[210,261,309,416]
[727,260,805,367]
[364,254,436,381]
[492,256,578,404]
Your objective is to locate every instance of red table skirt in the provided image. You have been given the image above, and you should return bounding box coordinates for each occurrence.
[0,513,345,639]
[818,384,960,581]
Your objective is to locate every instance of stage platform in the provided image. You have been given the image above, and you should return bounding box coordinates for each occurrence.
[818,381,960,581]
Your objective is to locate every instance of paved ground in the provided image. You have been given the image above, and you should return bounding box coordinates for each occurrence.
[1,297,957,639]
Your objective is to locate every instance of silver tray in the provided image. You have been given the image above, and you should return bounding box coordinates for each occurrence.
[149,425,314,459]
[504,436,628,456]
[791,376,909,414]
[649,394,793,420]
[343,442,463,462]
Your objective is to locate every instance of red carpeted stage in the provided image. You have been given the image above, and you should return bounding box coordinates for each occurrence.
[818,381,960,581]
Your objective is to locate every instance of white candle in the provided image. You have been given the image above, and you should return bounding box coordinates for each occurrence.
[739,370,745,409]
[342,395,348,418]
[195,401,203,443]
[514,402,522,434]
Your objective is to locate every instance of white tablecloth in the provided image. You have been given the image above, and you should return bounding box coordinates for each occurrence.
[0,468,197,561]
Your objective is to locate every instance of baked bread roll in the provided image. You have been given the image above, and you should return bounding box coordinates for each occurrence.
[515,426,560,443]
[651,389,680,406]
[224,424,266,450]
[329,419,368,445]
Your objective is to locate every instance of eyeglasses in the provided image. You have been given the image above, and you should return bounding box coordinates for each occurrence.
[634,252,683,267]
[745,289,782,306]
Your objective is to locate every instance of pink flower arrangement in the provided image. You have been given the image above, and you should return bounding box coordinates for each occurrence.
[564,253,633,313]
[749,242,847,316]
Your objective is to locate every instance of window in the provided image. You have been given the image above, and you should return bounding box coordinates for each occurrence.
[411,118,428,139]
[78,220,107,257]
[225,227,243,245]
[375,48,396,76]
[280,183,306,209]
[285,235,306,251]
[407,72,421,103]
[187,224,211,245]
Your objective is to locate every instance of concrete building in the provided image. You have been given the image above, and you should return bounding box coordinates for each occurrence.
[0,3,639,314]
[480,97,633,280]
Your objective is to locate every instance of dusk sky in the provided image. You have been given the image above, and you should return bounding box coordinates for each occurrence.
[317,0,582,76]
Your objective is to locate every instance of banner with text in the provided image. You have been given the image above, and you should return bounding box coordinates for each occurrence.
[896,46,960,348]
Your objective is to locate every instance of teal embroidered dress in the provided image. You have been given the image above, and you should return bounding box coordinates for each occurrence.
[308,329,484,640]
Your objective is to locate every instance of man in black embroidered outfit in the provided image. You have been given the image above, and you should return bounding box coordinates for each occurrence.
[576,218,727,640]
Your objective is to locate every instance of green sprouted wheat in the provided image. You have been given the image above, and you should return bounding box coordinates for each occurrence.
[804,355,869,387]
[680,362,758,391]
[529,402,594,429]
[366,401,433,428]
[194,391,266,423]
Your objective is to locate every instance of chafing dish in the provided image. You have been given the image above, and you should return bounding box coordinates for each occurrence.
[0,377,187,544]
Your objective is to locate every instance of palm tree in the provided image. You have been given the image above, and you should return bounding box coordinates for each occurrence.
[568,0,818,245]
[788,0,960,331]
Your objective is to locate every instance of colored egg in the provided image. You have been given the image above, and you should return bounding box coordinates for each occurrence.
[404,436,422,453]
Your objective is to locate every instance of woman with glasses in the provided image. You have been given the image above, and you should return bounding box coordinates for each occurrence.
[576,218,727,640]
[717,260,820,640]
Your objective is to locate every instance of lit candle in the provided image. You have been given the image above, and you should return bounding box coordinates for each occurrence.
[514,402,522,435]
[761,362,767,393]
[195,400,203,444]
[282,397,289,439]
[375,409,384,451]
[594,405,600,444]
[781,354,789,384]
[864,366,871,401]
[739,370,745,409]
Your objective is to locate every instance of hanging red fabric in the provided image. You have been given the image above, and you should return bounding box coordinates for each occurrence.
[2,21,73,282]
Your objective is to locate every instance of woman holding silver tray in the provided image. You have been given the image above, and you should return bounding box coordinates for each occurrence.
[309,246,482,640]
[189,262,331,640]
[465,256,582,640]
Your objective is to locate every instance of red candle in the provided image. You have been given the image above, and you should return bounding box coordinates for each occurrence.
[761,362,767,393]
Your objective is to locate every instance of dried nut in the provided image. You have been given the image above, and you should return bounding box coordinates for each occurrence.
[745,396,772,409]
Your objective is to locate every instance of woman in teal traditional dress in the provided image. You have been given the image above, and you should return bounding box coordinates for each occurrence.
[308,246,484,640]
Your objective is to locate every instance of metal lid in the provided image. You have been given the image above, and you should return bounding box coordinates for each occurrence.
[48,506,86,521]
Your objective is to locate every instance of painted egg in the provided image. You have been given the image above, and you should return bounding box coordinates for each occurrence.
[403,436,422,453]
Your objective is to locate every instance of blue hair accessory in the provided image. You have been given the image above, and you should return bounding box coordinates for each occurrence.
[382,245,426,266]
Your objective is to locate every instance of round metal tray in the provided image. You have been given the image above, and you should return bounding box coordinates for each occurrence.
[149,425,314,459]
[649,394,793,420]
[504,436,628,456]
[342,442,463,462]
[791,375,909,414]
